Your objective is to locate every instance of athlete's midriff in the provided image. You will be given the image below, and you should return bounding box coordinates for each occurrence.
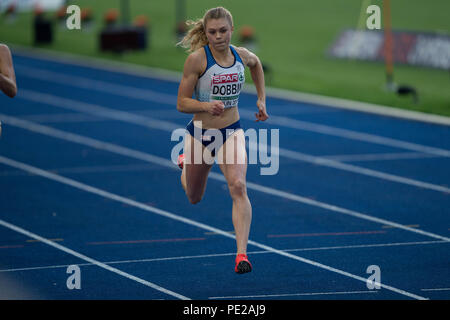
[192,106,240,129]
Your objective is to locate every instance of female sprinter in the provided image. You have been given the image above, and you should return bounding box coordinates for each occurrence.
[176,7,268,274]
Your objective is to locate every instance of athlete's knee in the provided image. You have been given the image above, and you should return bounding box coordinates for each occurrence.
[228,178,247,198]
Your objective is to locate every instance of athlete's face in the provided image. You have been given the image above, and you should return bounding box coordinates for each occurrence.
[205,18,233,51]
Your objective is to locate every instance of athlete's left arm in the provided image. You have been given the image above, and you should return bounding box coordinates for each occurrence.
[236,47,268,122]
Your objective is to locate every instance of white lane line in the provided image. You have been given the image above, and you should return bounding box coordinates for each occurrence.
[0,113,171,167]
[239,109,450,158]
[12,51,450,125]
[14,65,176,105]
[12,46,183,83]
[44,163,160,175]
[0,155,428,300]
[322,152,439,162]
[18,89,180,131]
[283,240,449,251]
[1,113,449,243]
[0,164,160,176]
[0,219,190,300]
[13,91,450,194]
[22,113,105,123]
[254,143,450,194]
[421,288,450,292]
[244,175,450,242]
[1,240,446,274]
[255,86,450,126]
[20,110,185,124]
[16,66,450,156]
[0,253,237,274]
[209,290,378,299]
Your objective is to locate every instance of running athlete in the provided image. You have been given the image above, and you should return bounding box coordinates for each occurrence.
[0,44,17,98]
[176,7,268,274]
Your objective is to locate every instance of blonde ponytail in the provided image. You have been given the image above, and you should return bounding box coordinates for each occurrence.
[177,7,234,53]
[177,19,208,52]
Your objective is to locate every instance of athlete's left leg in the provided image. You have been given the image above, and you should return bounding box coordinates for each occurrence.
[217,129,252,271]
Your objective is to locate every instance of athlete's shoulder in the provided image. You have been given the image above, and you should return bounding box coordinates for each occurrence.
[186,46,209,65]
[233,46,258,67]
[232,46,253,64]
[184,47,207,75]
[233,46,248,54]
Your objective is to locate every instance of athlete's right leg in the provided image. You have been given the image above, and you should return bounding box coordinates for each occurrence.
[180,133,213,204]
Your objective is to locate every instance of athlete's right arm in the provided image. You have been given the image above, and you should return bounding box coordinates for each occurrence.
[177,51,224,116]
[0,44,17,98]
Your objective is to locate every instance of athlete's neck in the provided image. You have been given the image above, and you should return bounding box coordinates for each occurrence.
[208,44,233,66]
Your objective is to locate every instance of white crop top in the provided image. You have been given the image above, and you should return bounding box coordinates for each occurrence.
[194,45,245,109]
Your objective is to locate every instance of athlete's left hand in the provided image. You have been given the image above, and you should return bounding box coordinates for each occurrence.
[255,99,269,122]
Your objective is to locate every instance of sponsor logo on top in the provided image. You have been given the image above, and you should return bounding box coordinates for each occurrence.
[212,73,239,84]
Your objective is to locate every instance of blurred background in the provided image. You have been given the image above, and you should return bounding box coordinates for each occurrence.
[1,0,449,116]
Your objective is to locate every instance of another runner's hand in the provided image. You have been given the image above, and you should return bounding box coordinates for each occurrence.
[205,100,225,116]
[255,99,268,122]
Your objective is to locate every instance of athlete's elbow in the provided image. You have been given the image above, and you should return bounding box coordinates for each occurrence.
[177,98,187,113]
[8,85,17,98]
[3,85,16,98]
[0,76,17,98]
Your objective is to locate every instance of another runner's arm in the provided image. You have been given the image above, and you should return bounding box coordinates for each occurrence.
[0,44,17,98]
[236,47,268,121]
[177,51,224,116]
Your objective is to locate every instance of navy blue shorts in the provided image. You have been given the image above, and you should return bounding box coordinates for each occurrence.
[186,119,242,157]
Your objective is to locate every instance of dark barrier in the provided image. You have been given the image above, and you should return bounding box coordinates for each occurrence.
[34,16,53,45]
[99,26,148,53]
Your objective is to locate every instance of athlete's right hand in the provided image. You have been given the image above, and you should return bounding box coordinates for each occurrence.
[204,100,225,116]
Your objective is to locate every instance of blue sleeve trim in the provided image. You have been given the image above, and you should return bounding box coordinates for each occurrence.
[230,46,244,65]
[199,45,216,78]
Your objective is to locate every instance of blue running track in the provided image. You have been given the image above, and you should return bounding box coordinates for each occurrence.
[0,49,449,300]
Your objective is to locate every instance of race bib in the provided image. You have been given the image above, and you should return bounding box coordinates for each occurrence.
[210,72,245,108]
